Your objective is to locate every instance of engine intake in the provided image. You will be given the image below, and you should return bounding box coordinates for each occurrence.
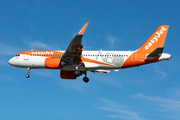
[60,59,66,68]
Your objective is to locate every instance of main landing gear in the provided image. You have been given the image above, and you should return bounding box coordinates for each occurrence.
[25,68,31,78]
[74,70,89,83]
[83,71,89,83]
[83,76,89,83]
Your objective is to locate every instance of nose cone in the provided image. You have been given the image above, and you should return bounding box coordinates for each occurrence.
[8,58,14,66]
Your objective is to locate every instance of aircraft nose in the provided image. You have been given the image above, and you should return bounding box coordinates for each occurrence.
[8,58,14,66]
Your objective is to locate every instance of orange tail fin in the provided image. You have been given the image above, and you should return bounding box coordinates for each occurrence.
[137,25,169,55]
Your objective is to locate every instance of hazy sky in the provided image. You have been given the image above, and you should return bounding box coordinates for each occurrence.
[0,0,180,120]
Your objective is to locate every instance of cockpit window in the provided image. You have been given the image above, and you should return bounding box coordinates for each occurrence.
[15,54,20,57]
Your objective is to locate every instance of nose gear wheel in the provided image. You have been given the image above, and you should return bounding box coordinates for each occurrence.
[25,74,30,78]
[25,68,31,78]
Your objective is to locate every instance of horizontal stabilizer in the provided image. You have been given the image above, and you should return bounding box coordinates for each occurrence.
[147,47,164,59]
[94,69,110,74]
[92,69,120,74]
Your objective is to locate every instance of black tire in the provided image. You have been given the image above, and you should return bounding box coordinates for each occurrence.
[25,74,30,78]
[83,77,89,83]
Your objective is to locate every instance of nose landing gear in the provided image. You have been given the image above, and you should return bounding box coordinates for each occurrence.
[25,74,30,78]
[25,68,31,78]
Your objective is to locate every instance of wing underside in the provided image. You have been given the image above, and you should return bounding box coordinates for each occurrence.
[61,22,89,70]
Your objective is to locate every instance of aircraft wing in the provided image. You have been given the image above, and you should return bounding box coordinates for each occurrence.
[62,22,89,66]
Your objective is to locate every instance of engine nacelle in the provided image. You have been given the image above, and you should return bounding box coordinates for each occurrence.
[45,58,61,69]
[60,70,76,79]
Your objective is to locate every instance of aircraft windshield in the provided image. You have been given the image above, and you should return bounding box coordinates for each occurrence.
[15,54,20,57]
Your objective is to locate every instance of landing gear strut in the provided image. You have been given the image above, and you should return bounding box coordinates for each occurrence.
[74,64,89,83]
[25,68,31,78]
[83,71,89,83]
[74,70,81,77]
[74,70,89,83]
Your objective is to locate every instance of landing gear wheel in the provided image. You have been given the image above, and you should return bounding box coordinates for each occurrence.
[25,74,30,78]
[25,67,31,78]
[83,76,89,83]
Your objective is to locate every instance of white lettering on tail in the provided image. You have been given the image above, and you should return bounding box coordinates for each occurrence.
[145,27,166,50]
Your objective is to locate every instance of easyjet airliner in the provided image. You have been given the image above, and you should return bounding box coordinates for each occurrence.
[8,22,171,83]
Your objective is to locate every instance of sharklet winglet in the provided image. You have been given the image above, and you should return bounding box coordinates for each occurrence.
[78,22,89,35]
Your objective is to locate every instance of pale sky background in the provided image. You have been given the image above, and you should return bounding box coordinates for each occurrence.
[0,0,180,120]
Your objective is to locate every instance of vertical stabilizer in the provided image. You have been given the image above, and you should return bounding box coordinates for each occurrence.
[137,25,169,55]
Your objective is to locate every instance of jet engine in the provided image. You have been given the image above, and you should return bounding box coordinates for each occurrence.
[60,70,76,79]
[45,58,61,69]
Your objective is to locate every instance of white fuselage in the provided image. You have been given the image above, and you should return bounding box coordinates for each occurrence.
[8,50,134,70]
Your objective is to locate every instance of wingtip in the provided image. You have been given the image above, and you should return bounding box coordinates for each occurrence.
[78,22,89,35]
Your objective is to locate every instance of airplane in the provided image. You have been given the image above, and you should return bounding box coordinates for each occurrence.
[8,22,172,83]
